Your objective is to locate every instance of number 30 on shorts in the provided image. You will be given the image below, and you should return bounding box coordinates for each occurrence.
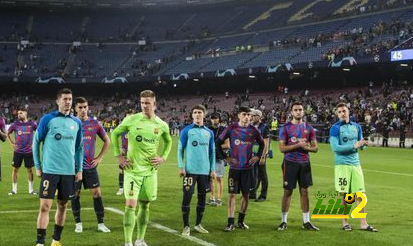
[183,177,193,186]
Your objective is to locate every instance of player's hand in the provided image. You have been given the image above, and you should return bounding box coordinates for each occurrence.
[36,169,42,178]
[226,157,238,166]
[179,168,186,177]
[117,155,131,169]
[354,139,369,149]
[75,171,83,182]
[259,157,266,165]
[121,148,127,156]
[91,156,103,168]
[150,156,165,167]
[249,156,260,165]
[297,141,308,148]
[210,171,217,180]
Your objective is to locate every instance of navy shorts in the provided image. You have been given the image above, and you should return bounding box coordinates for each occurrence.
[39,173,75,201]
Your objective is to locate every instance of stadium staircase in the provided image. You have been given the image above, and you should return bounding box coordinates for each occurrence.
[243,2,293,31]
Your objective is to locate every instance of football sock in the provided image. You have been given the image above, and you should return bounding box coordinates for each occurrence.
[137,202,150,240]
[72,195,81,223]
[93,197,105,224]
[182,190,193,227]
[196,194,206,225]
[12,182,17,192]
[238,212,246,223]
[228,217,235,226]
[303,212,310,223]
[282,212,288,223]
[36,228,46,244]
[52,224,64,241]
[119,173,124,188]
[29,180,34,193]
[124,207,136,244]
[182,205,190,227]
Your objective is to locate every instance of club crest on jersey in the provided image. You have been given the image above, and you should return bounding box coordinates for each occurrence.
[154,128,159,134]
[234,139,241,146]
[304,130,308,134]
[290,137,298,143]
[18,130,22,135]
[88,127,93,131]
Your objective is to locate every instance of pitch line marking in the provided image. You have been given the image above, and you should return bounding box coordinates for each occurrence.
[106,207,218,246]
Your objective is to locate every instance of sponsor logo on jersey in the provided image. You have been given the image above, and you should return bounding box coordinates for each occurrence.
[55,133,74,141]
[192,141,198,146]
[70,125,75,130]
[234,139,252,145]
[136,135,155,144]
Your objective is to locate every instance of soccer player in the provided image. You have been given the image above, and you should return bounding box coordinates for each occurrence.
[6,108,38,195]
[111,90,172,246]
[277,102,319,231]
[208,112,227,206]
[71,97,111,233]
[250,109,270,202]
[33,88,83,246]
[0,116,6,181]
[216,107,264,231]
[330,102,378,232]
[178,105,216,236]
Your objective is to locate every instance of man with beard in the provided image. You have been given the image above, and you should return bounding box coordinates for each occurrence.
[277,102,319,231]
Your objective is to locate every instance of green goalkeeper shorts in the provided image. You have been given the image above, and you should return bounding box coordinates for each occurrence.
[124,171,158,201]
[335,165,365,194]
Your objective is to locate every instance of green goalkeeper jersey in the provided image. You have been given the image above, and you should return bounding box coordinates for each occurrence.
[112,113,172,176]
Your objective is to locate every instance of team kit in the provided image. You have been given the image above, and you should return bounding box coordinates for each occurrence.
[0,89,378,246]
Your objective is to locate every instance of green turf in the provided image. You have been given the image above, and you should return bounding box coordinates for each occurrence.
[0,136,411,246]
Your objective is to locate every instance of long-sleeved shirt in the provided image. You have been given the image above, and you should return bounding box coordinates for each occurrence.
[111,113,172,176]
[178,123,215,175]
[33,111,83,175]
[329,120,364,166]
[217,123,264,170]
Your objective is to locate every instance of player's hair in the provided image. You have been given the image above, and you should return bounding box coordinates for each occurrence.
[336,102,348,109]
[290,101,303,110]
[56,88,72,99]
[191,105,206,114]
[17,107,27,112]
[75,97,88,105]
[238,106,251,114]
[140,90,156,98]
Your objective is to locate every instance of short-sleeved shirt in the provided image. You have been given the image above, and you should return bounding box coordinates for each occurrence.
[82,117,107,169]
[279,122,316,163]
[219,123,263,170]
[8,120,37,154]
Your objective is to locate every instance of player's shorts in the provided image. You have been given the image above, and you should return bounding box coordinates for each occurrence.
[228,168,254,194]
[281,159,313,190]
[75,168,100,191]
[182,173,210,195]
[215,159,225,178]
[335,165,365,194]
[12,152,34,168]
[39,173,75,201]
[124,171,157,201]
